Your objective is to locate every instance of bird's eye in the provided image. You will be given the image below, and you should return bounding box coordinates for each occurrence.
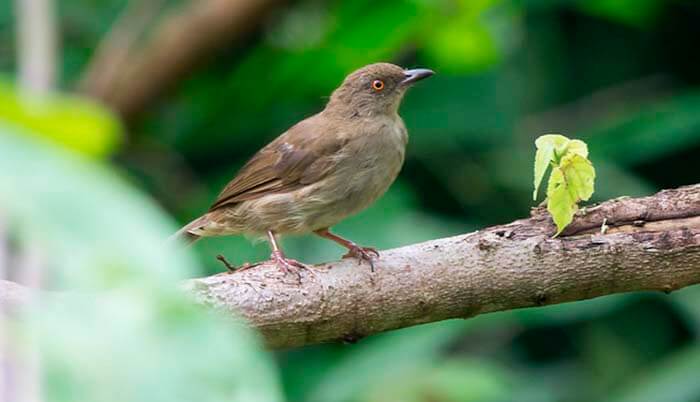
[371,79,385,92]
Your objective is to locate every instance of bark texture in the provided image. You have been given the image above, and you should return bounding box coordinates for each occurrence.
[2,186,699,348]
[183,185,700,348]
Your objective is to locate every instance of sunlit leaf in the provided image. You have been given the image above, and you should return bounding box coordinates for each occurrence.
[0,80,122,158]
[546,165,577,235]
[568,139,589,158]
[422,21,500,74]
[533,134,573,200]
[420,0,508,74]
[545,154,595,235]
[561,153,596,201]
[535,134,595,235]
[547,153,596,235]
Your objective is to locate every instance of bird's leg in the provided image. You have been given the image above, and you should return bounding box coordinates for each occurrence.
[314,228,379,271]
[267,230,309,280]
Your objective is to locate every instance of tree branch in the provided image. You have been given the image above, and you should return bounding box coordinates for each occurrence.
[1,186,699,349]
[78,0,284,121]
[184,185,700,348]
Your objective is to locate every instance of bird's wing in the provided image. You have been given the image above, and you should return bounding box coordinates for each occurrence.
[209,115,346,211]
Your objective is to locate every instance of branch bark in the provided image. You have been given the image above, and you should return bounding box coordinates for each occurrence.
[1,186,699,349]
[183,185,700,348]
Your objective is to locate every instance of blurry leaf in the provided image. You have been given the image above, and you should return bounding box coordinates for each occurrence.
[0,125,283,402]
[604,345,700,402]
[266,1,332,51]
[422,20,500,74]
[578,0,662,27]
[0,80,122,157]
[420,0,509,74]
[231,0,427,102]
[307,321,470,402]
[173,0,432,154]
[362,360,513,402]
[585,91,700,166]
[668,286,700,333]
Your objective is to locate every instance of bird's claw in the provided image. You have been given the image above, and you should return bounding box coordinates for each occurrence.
[271,251,312,282]
[343,246,380,271]
[216,251,315,283]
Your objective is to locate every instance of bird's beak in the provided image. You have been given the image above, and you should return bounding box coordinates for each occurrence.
[401,68,434,85]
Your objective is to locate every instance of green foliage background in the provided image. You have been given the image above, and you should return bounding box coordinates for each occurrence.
[1,0,700,401]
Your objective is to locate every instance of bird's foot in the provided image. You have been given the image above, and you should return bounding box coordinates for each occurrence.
[216,254,259,273]
[342,246,380,272]
[216,251,315,282]
[270,250,312,282]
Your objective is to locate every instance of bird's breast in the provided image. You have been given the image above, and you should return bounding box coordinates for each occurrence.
[319,116,407,213]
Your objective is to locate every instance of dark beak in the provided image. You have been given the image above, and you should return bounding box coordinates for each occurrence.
[401,68,434,85]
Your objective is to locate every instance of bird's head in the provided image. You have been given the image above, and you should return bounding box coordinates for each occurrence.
[326,63,434,117]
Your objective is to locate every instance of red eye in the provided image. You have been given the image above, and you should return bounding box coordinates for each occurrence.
[371,79,385,91]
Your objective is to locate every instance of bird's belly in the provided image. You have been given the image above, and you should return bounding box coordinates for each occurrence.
[299,145,404,231]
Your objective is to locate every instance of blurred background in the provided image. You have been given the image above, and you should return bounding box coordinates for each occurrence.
[1,0,700,401]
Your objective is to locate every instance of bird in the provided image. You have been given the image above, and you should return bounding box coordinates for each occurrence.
[172,62,434,274]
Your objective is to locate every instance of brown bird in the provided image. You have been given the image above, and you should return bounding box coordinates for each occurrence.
[173,62,433,273]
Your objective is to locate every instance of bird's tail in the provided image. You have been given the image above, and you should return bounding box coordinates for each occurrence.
[169,215,208,247]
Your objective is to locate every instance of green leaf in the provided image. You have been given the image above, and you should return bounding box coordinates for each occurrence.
[546,153,596,235]
[546,166,577,235]
[536,134,570,154]
[561,153,596,201]
[422,20,500,74]
[0,80,122,158]
[533,144,553,200]
[533,134,570,200]
[567,139,589,158]
[533,134,595,235]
